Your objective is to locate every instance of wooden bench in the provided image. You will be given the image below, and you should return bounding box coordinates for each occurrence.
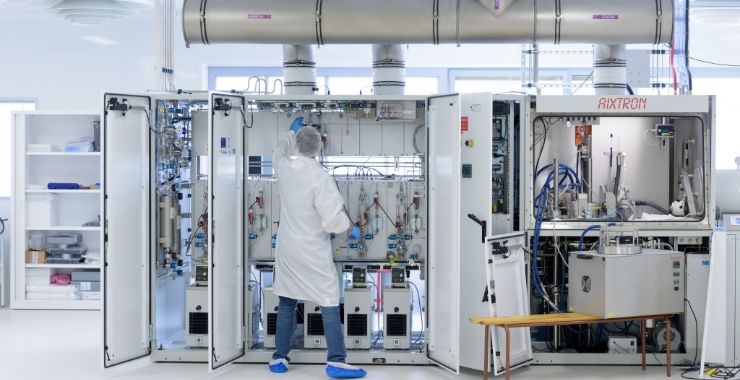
[469,313,673,380]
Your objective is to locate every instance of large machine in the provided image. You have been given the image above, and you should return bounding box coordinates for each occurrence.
[101,92,718,373]
[103,91,521,373]
[522,95,716,365]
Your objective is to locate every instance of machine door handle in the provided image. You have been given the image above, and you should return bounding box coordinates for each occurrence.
[467,214,487,244]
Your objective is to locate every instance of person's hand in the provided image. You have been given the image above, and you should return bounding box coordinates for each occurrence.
[290,117,304,133]
[349,224,361,240]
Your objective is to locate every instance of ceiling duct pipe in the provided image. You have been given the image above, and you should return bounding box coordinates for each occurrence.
[183,0,673,46]
[283,44,317,95]
[373,44,406,96]
[593,44,627,95]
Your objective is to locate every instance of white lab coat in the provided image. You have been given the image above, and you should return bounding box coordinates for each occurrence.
[271,131,350,307]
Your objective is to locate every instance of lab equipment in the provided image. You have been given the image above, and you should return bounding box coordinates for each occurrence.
[304,301,327,349]
[186,286,208,347]
[567,249,685,318]
[344,285,372,350]
[383,287,411,350]
[262,287,279,349]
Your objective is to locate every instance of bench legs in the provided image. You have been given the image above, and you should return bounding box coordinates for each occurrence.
[483,325,489,380]
[482,325,509,380]
[504,326,511,380]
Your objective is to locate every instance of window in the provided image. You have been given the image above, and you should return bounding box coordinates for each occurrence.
[326,77,374,95]
[693,77,740,169]
[405,77,439,95]
[455,78,521,94]
[1,102,36,197]
[213,72,439,96]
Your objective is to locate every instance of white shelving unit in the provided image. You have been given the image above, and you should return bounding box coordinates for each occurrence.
[11,112,102,310]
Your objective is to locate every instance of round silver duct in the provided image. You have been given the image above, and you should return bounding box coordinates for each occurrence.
[593,44,627,95]
[182,0,673,46]
[283,45,317,95]
[372,44,406,96]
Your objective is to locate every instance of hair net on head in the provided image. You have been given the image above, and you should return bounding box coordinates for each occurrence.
[295,126,323,157]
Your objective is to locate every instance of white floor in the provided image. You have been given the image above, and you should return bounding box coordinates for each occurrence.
[0,308,714,380]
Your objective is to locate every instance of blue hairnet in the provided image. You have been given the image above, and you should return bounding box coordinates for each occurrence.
[295,126,322,157]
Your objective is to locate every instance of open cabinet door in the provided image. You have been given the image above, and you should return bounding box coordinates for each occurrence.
[458,93,494,371]
[484,232,533,376]
[426,94,462,373]
[208,93,246,371]
[103,94,152,368]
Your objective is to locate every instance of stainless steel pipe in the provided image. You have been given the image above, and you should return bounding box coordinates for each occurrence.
[183,0,673,46]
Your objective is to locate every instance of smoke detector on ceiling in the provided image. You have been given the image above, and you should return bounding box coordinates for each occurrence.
[49,0,152,26]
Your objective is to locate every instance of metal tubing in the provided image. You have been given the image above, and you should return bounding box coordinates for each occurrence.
[183,0,673,46]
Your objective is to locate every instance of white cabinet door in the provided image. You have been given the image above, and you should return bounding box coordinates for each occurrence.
[484,232,533,376]
[208,93,246,371]
[103,94,152,368]
[426,94,462,373]
[458,93,494,371]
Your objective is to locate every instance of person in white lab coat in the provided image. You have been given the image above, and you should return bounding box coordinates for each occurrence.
[268,117,366,379]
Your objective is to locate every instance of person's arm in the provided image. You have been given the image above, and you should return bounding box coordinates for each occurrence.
[272,131,295,175]
[314,172,352,234]
[272,117,304,174]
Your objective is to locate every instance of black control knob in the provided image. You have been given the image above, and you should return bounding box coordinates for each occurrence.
[394,307,399,313]
[315,306,320,312]
[354,307,360,312]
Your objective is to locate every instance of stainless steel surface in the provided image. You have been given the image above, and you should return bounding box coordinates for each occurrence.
[567,250,685,318]
[182,0,673,45]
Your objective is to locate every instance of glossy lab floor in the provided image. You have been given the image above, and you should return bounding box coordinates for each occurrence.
[0,308,717,380]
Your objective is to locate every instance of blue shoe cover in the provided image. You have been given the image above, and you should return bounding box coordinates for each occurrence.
[269,358,289,373]
[326,362,367,379]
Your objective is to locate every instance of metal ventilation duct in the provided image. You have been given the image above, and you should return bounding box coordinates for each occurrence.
[182,0,673,46]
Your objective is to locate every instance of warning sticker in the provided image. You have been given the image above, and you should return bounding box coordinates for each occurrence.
[248,14,272,20]
[461,117,469,132]
[593,15,619,20]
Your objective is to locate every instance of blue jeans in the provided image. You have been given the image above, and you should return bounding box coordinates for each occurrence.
[272,296,347,363]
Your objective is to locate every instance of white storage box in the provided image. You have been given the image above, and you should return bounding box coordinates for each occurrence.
[26,193,58,226]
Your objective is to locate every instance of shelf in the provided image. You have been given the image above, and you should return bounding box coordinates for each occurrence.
[26,226,101,231]
[26,189,100,194]
[11,299,100,310]
[26,152,100,157]
[25,264,100,269]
